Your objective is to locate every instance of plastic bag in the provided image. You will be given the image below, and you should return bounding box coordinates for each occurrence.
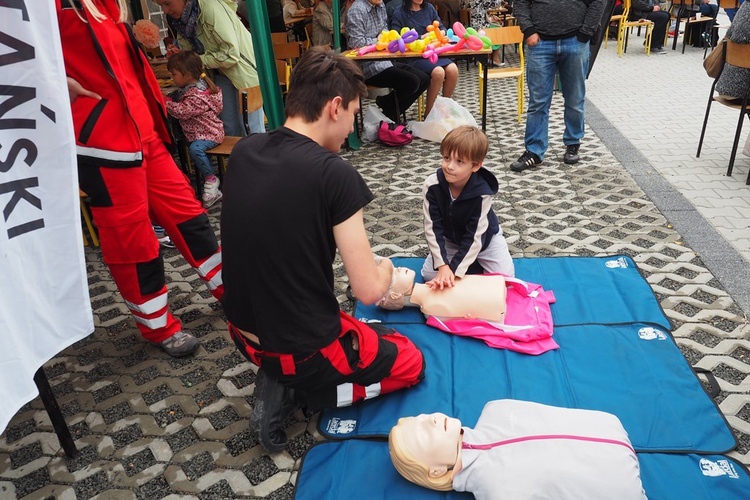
[362,106,393,143]
[408,96,478,143]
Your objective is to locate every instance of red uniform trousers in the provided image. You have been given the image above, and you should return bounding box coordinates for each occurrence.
[230,311,425,410]
[80,139,223,342]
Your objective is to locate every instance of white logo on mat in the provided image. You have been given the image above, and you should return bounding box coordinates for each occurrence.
[637,327,667,341]
[699,458,739,479]
[325,417,357,435]
[605,257,629,269]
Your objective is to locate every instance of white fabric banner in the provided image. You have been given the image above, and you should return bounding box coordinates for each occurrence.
[0,1,93,432]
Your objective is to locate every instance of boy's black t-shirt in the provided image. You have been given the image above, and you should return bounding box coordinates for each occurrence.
[220,127,374,354]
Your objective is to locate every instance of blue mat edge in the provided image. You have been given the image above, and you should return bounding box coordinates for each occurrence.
[293,440,750,500]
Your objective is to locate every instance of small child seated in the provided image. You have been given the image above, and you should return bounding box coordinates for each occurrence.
[165,50,224,208]
[422,126,514,288]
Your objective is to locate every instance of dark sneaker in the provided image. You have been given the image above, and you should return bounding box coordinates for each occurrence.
[510,151,542,172]
[653,46,667,54]
[250,369,297,453]
[563,144,580,164]
[155,331,199,357]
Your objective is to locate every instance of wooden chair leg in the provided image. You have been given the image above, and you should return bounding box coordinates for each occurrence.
[80,196,98,247]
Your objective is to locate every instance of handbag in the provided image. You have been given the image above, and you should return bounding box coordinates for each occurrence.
[378,121,413,146]
[703,38,725,79]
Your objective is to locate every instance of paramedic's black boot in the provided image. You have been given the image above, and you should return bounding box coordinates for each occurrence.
[251,369,296,453]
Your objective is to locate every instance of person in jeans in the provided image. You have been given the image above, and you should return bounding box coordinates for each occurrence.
[165,50,225,208]
[510,0,606,172]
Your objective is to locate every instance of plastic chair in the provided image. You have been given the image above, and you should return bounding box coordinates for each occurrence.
[478,25,525,123]
[696,39,750,184]
[618,0,654,57]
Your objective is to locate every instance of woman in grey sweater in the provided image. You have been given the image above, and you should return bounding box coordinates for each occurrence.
[716,1,750,99]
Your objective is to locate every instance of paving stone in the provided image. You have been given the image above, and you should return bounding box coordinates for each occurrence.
[112,424,143,449]
[207,406,241,431]
[9,442,43,469]
[122,448,157,477]
[101,402,134,425]
[142,384,175,406]
[181,451,215,481]
[243,455,279,486]
[132,366,161,386]
[92,382,123,403]
[224,429,257,457]
[199,479,236,499]
[166,427,199,453]
[12,467,50,498]
[65,445,99,473]
[135,474,173,500]
[4,419,36,444]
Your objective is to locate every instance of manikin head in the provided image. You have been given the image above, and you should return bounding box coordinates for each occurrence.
[388,413,462,491]
[376,267,416,310]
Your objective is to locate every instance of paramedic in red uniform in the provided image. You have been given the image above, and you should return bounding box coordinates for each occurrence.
[221,47,426,453]
[56,0,223,357]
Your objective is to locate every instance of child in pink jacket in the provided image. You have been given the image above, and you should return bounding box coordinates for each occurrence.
[166,50,224,208]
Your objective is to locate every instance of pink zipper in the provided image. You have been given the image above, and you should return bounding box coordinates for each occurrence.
[463,434,635,453]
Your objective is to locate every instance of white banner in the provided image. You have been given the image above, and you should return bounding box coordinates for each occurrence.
[0,1,93,432]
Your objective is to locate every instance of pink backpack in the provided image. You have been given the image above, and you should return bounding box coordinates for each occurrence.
[378,121,413,146]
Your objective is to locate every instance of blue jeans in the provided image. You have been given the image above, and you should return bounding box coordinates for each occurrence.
[726,0,745,22]
[214,72,266,136]
[189,139,220,178]
[524,36,589,161]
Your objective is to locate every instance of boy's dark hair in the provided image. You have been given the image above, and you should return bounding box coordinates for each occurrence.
[440,125,489,165]
[167,50,219,94]
[285,46,368,122]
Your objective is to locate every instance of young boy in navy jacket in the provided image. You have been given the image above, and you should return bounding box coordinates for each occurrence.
[422,126,514,288]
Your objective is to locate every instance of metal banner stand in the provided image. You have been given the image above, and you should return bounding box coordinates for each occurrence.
[33,368,78,458]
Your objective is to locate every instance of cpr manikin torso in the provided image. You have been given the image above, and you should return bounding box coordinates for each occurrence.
[388,400,647,500]
[377,267,507,323]
[375,267,558,355]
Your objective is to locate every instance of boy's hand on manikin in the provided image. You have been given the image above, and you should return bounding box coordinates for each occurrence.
[427,265,455,290]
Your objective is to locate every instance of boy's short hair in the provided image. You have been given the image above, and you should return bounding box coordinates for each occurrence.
[440,126,489,165]
[285,47,368,122]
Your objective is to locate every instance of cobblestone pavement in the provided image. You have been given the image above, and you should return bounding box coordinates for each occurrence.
[1,51,750,499]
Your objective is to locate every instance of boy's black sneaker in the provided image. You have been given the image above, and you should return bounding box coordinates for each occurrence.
[510,151,542,172]
[564,144,580,164]
[250,369,297,453]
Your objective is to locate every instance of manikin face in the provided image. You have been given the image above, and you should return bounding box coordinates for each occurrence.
[441,153,481,191]
[396,413,462,478]
[155,0,187,19]
[392,267,416,295]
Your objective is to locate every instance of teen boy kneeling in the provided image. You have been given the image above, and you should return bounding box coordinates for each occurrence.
[220,47,426,453]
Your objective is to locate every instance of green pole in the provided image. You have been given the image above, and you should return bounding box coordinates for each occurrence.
[246,1,286,130]
[332,0,341,51]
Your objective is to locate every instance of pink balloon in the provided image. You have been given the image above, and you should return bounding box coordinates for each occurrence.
[452,21,466,38]
[465,35,483,51]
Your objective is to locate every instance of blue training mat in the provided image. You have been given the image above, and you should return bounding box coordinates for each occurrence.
[319,322,736,453]
[295,440,750,500]
[354,255,671,330]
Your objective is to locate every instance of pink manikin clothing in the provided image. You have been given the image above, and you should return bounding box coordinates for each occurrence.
[425,276,558,355]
